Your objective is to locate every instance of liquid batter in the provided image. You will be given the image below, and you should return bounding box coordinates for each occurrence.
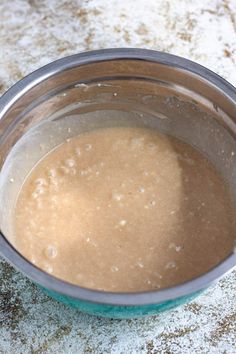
[14,127,234,292]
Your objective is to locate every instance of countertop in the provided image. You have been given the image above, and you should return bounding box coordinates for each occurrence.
[0,0,236,353]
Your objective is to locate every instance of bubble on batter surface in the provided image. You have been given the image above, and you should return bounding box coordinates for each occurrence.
[75,147,81,156]
[119,219,127,226]
[165,261,176,269]
[139,187,145,193]
[65,158,76,167]
[48,168,57,177]
[136,261,144,268]
[44,245,58,259]
[80,170,88,176]
[155,273,163,279]
[32,185,46,199]
[169,243,183,252]
[112,191,124,201]
[45,264,53,274]
[85,144,92,151]
[35,178,47,186]
[111,265,119,272]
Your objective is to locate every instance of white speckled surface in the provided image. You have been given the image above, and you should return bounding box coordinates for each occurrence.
[0,0,236,353]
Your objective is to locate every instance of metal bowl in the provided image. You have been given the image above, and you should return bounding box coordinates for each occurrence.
[0,49,235,319]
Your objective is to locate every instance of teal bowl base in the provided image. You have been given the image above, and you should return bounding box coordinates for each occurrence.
[40,287,204,319]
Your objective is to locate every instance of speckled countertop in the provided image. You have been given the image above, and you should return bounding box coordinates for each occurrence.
[0,1,236,353]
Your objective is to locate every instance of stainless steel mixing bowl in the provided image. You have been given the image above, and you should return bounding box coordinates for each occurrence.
[0,49,235,318]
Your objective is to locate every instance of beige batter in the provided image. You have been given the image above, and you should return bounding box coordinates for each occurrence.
[14,127,234,292]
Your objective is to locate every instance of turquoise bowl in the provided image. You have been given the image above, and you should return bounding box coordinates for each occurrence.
[0,49,236,318]
[42,287,203,319]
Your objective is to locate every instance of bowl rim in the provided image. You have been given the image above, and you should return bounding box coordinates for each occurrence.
[0,48,236,306]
